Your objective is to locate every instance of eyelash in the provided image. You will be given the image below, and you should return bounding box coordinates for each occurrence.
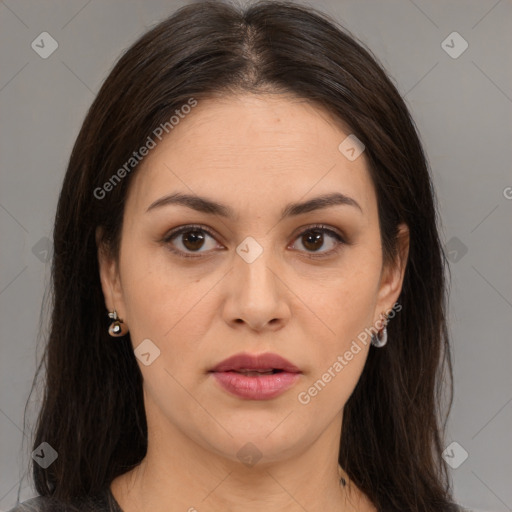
[162,223,346,260]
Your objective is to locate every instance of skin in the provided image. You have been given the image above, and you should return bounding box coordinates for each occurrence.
[98,93,409,512]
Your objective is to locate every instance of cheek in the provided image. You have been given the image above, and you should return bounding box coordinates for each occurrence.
[119,245,217,359]
[296,279,377,419]
[300,250,381,397]
[316,252,381,342]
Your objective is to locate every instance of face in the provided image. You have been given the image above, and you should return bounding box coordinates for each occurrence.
[98,93,408,468]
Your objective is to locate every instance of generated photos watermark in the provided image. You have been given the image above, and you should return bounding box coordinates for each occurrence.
[94,98,198,200]
[297,302,402,405]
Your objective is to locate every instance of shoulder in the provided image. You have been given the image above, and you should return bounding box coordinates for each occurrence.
[6,492,115,512]
[453,505,476,512]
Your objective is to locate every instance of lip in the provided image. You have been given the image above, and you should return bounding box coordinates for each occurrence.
[209,352,302,400]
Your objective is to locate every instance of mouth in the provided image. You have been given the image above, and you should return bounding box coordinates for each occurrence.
[209,353,301,400]
[209,352,301,374]
[226,369,284,376]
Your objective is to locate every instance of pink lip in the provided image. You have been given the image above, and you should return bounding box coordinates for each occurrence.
[209,352,302,400]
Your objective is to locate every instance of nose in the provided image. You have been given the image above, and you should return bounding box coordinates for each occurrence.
[221,245,291,332]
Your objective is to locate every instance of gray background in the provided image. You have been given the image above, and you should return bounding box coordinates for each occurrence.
[1,0,511,511]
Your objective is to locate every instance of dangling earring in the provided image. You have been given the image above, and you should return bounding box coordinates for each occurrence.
[371,312,388,348]
[108,309,129,337]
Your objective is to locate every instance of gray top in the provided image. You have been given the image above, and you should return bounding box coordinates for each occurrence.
[7,489,474,512]
[6,489,122,512]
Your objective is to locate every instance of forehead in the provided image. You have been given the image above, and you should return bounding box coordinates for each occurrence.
[125,93,375,218]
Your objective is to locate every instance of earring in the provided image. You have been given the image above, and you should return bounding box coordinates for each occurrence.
[108,309,129,337]
[371,313,388,348]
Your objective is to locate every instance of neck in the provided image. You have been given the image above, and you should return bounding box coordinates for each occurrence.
[110,432,365,512]
[110,397,375,512]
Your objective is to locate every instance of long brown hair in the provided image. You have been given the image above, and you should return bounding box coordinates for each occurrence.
[23,1,456,510]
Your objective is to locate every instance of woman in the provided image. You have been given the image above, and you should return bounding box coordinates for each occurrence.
[10,1,470,511]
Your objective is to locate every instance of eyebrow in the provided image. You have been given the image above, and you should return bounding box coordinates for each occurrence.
[146,191,363,220]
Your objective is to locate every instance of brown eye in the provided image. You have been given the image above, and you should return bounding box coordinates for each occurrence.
[291,225,345,258]
[164,225,220,258]
[163,224,345,260]
[180,229,206,251]
[301,230,325,252]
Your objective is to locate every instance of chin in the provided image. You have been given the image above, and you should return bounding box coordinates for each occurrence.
[196,418,314,466]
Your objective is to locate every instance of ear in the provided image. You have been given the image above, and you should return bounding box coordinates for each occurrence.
[373,223,409,321]
[96,226,127,322]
